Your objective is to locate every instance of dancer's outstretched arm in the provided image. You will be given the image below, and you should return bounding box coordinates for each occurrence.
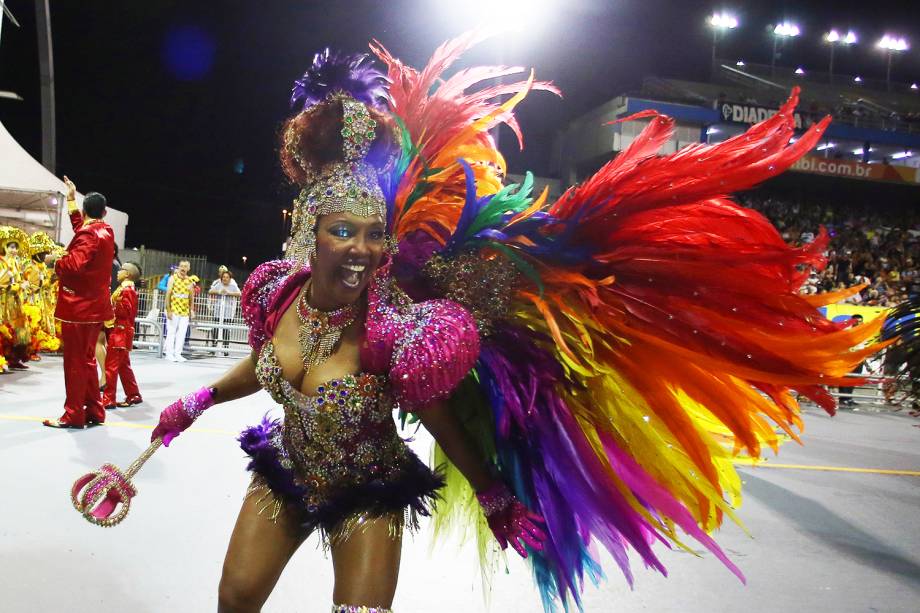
[151,352,261,445]
[207,350,261,402]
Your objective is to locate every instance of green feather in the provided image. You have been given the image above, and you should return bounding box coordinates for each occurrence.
[464,172,536,240]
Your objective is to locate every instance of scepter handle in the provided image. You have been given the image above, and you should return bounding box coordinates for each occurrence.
[123,438,163,480]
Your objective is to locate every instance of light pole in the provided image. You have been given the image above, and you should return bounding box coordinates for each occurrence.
[824,30,857,84]
[708,12,739,70]
[771,22,801,78]
[877,35,909,92]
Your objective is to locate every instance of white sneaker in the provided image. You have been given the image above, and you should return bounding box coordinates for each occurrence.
[163,353,175,361]
[176,355,188,362]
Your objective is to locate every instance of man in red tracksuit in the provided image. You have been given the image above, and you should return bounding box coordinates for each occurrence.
[102,262,143,409]
[43,177,115,429]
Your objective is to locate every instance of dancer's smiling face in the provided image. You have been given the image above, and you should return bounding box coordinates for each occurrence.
[309,212,385,309]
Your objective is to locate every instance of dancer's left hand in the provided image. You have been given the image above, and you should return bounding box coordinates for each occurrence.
[476,482,547,558]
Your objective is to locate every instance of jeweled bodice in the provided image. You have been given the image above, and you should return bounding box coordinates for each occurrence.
[254,340,415,508]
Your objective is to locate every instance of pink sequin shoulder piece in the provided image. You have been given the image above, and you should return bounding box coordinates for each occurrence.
[363,263,481,412]
[241,259,298,351]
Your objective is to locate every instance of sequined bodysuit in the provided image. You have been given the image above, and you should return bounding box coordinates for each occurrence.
[242,336,443,541]
[239,259,479,541]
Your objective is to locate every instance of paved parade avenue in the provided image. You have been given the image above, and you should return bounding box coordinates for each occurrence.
[2,354,919,613]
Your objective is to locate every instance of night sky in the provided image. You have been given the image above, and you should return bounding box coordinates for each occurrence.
[2,0,917,267]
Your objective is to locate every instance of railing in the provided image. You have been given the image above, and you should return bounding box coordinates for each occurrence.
[132,288,250,359]
[823,351,914,409]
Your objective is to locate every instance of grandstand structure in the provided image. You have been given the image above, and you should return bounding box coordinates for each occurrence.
[553,59,920,190]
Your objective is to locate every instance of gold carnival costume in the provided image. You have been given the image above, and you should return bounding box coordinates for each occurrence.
[23,232,63,353]
[0,226,32,368]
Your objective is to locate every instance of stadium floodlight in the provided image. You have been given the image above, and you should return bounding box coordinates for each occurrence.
[877,35,910,91]
[878,35,909,51]
[706,126,720,135]
[912,83,919,90]
[891,151,913,160]
[774,22,801,37]
[795,67,805,75]
[709,13,739,29]
[816,142,836,151]
[854,75,862,83]
[708,12,739,66]
[824,30,857,83]
[736,60,745,67]
[771,22,801,77]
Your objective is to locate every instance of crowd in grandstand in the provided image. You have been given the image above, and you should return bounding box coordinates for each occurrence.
[740,194,920,307]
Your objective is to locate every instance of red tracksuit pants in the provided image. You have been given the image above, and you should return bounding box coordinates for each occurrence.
[102,346,140,406]
[61,321,105,425]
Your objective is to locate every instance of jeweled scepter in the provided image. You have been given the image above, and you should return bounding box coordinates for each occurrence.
[70,387,216,526]
[71,438,162,527]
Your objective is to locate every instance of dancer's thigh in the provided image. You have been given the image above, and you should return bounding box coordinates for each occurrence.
[219,492,304,611]
[330,515,403,608]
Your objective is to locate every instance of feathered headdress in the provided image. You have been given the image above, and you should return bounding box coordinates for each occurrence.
[283,50,392,265]
[290,48,389,112]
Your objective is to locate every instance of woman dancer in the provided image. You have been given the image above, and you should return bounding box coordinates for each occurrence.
[150,56,543,613]
[132,34,880,613]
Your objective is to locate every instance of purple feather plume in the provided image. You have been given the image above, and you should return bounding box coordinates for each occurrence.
[291,49,389,111]
[475,324,743,610]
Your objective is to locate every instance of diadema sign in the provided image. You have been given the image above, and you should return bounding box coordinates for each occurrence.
[720,102,811,129]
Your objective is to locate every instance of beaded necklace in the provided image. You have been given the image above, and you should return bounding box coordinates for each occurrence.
[296,281,358,374]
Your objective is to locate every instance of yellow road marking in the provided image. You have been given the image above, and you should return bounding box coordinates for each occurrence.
[732,457,920,477]
[0,414,237,435]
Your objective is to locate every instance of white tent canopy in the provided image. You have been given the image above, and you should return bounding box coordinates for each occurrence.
[0,119,128,248]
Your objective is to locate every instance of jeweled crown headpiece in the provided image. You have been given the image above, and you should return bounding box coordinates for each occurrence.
[282,50,392,265]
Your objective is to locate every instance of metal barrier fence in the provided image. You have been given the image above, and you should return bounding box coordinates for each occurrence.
[133,288,250,359]
[818,353,911,409]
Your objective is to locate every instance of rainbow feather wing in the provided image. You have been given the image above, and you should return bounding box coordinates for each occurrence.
[371,33,559,243]
[375,34,885,612]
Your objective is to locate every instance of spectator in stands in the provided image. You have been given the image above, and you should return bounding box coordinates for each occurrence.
[738,193,919,309]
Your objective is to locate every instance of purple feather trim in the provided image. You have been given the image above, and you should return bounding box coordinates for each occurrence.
[238,415,443,534]
[309,459,444,534]
[238,414,306,502]
[291,49,389,111]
